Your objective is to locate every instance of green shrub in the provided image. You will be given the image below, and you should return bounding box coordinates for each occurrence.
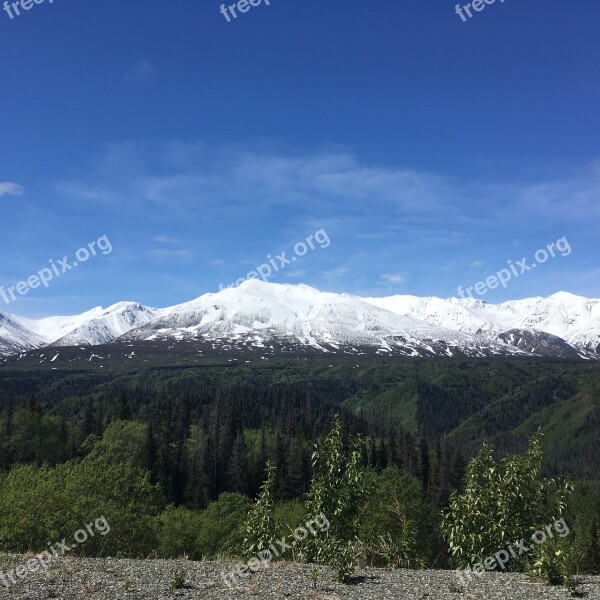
[564,483,600,575]
[244,460,278,558]
[0,455,163,557]
[303,416,366,582]
[441,432,573,571]
[156,505,203,559]
[194,492,251,558]
[169,569,186,590]
[530,535,577,586]
[275,499,307,538]
[359,466,438,568]
[85,420,148,468]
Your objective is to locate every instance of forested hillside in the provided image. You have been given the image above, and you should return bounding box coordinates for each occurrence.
[0,356,599,582]
[1,357,599,487]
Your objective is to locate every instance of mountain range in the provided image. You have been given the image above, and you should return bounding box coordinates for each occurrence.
[1,281,599,361]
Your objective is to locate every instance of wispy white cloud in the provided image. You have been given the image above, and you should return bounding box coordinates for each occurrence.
[380,273,407,284]
[55,143,457,220]
[51,142,600,298]
[124,60,155,83]
[149,248,191,261]
[152,235,180,244]
[470,260,484,268]
[323,266,352,279]
[56,142,600,230]
[0,182,24,197]
[283,269,306,279]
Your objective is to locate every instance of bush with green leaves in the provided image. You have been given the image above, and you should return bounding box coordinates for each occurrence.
[303,416,366,583]
[194,492,251,558]
[169,569,186,590]
[564,483,600,575]
[156,505,203,559]
[529,483,600,586]
[0,454,163,557]
[358,466,439,568]
[441,431,573,572]
[275,499,307,538]
[243,460,278,558]
[530,534,578,586]
[156,493,253,559]
[84,420,148,469]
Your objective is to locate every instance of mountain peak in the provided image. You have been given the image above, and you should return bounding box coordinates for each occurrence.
[548,291,586,301]
[1,284,599,359]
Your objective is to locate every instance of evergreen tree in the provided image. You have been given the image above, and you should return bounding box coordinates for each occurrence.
[227,432,249,495]
[198,434,217,508]
[419,437,431,493]
[115,392,131,421]
[286,438,307,498]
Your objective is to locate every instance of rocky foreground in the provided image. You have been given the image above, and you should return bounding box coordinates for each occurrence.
[0,555,599,599]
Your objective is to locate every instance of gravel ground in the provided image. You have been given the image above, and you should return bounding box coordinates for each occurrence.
[0,555,598,599]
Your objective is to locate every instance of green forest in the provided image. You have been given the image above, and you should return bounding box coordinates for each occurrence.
[0,356,598,585]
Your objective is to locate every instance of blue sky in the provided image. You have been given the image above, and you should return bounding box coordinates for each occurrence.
[1,0,599,317]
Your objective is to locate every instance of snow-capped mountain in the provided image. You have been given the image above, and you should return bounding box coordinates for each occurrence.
[119,280,520,357]
[364,291,600,356]
[1,283,598,360]
[9,302,159,350]
[0,312,46,356]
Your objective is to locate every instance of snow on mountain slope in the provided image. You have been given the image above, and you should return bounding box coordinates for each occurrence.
[51,302,160,346]
[1,284,599,359]
[17,307,115,344]
[15,302,159,347]
[120,280,523,357]
[363,295,505,335]
[0,312,45,356]
[364,291,600,355]
[498,292,600,351]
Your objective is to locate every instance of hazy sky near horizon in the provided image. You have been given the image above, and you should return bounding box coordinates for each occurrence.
[1,0,599,317]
